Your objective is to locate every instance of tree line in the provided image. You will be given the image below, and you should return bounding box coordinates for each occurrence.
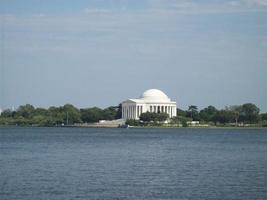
[0,104,122,126]
[127,103,267,127]
[173,103,267,127]
[0,102,266,127]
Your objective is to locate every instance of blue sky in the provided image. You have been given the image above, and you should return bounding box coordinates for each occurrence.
[1,0,267,112]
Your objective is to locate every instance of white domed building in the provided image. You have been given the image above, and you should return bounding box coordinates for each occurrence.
[121,89,177,120]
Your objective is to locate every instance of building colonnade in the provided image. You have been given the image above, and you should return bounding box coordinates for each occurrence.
[122,104,176,120]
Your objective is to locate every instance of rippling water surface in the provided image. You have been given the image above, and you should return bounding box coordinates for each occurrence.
[0,127,267,200]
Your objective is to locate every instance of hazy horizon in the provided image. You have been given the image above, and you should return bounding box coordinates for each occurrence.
[1,0,267,112]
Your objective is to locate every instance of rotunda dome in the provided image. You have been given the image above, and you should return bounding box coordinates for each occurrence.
[140,89,170,102]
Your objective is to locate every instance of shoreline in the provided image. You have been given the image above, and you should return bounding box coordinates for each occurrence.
[0,125,266,129]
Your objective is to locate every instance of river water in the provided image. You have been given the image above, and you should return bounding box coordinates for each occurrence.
[0,127,267,200]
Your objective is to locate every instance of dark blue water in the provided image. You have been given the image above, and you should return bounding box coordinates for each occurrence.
[0,127,267,200]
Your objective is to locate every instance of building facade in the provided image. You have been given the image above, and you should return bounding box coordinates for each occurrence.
[121,89,177,120]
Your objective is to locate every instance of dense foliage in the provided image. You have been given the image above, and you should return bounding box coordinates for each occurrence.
[139,112,169,123]
[0,102,266,127]
[177,103,264,126]
[125,112,169,126]
[0,104,121,126]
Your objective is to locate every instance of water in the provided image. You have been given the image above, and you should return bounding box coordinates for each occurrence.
[0,127,267,200]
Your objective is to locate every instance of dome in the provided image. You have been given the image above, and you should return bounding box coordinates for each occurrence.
[140,89,170,102]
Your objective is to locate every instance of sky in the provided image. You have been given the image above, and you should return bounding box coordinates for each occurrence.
[0,0,267,112]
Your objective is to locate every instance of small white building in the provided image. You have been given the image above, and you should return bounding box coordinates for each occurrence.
[121,89,177,120]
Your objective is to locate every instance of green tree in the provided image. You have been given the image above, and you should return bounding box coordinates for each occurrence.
[80,107,104,123]
[260,113,267,120]
[14,116,29,126]
[48,106,65,125]
[34,108,48,116]
[156,113,169,122]
[15,104,35,119]
[115,104,122,119]
[32,115,48,126]
[215,109,234,124]
[260,113,267,127]
[62,104,81,124]
[139,112,154,122]
[176,108,186,117]
[171,115,189,127]
[187,105,199,121]
[228,105,242,126]
[0,109,13,118]
[199,106,218,123]
[125,119,140,126]
[140,112,168,123]
[239,103,260,123]
[103,106,117,120]
[0,117,14,126]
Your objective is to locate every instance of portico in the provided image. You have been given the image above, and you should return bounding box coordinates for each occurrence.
[121,89,177,120]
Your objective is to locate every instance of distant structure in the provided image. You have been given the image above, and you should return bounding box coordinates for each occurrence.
[121,89,177,120]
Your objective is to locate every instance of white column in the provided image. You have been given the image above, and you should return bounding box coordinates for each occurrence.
[130,106,132,119]
[127,106,129,119]
[125,106,128,119]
